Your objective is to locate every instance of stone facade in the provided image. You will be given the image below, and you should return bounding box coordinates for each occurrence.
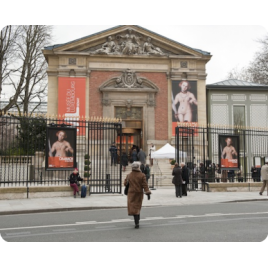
[43,25,211,152]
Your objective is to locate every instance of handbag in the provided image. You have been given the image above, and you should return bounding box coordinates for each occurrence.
[124,176,129,195]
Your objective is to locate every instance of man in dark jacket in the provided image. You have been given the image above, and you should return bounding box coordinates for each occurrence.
[172,163,183,198]
[181,162,189,196]
[109,142,118,166]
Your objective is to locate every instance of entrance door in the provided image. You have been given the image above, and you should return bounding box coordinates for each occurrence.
[118,128,141,159]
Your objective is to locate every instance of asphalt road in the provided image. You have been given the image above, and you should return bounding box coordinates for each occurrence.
[1,201,268,242]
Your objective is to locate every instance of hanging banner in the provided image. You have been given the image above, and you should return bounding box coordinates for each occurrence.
[46,127,77,170]
[58,77,86,135]
[171,80,198,136]
[219,135,240,170]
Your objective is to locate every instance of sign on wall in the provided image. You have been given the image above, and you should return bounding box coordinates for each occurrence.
[171,80,198,136]
[46,127,77,170]
[219,134,240,170]
[58,77,86,135]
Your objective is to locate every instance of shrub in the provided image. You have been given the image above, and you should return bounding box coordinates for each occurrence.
[84,172,91,178]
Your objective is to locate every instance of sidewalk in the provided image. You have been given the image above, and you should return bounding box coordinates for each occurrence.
[0,188,267,215]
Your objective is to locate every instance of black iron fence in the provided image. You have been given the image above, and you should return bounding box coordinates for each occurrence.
[175,124,268,188]
[0,113,122,194]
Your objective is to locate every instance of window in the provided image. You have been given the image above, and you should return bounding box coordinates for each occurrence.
[233,106,245,127]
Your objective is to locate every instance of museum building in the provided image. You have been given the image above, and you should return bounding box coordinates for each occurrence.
[43,25,212,155]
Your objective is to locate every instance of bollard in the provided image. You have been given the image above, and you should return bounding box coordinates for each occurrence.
[150,174,156,190]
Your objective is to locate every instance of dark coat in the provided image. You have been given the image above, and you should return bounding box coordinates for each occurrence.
[181,166,189,184]
[69,173,83,184]
[145,166,150,180]
[124,170,151,215]
[172,166,183,185]
[121,153,128,166]
[109,145,117,156]
[199,165,205,178]
[132,151,138,161]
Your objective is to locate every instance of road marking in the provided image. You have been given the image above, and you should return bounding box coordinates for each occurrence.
[52,229,76,232]
[1,211,268,232]
[76,221,97,224]
[111,219,132,222]
[5,232,31,236]
[145,217,164,220]
[95,225,117,229]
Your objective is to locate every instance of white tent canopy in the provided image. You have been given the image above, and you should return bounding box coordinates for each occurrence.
[151,143,187,159]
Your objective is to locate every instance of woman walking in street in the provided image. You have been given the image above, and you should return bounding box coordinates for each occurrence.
[124,162,151,229]
[172,163,183,198]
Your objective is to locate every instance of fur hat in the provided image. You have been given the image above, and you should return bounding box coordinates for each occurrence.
[132,162,140,171]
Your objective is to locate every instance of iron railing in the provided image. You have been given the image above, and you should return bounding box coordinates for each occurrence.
[0,114,122,194]
[175,125,268,187]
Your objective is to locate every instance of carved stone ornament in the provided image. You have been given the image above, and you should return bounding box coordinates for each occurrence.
[125,99,133,109]
[102,98,111,106]
[115,69,143,88]
[90,28,167,56]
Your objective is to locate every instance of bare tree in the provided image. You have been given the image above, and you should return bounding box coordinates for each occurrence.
[0,25,52,116]
[227,34,268,85]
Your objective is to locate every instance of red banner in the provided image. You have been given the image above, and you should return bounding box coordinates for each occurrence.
[58,77,86,135]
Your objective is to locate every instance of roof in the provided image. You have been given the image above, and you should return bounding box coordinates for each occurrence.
[207,79,268,89]
[44,25,210,56]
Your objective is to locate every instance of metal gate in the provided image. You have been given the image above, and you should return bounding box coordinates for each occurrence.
[87,121,122,194]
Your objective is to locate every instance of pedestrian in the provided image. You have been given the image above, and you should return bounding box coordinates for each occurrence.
[148,143,156,166]
[121,151,128,172]
[131,149,138,162]
[140,163,146,174]
[199,162,205,190]
[69,168,83,198]
[172,163,183,198]
[251,166,258,182]
[181,162,189,196]
[137,148,146,164]
[124,162,151,229]
[259,161,268,196]
[109,142,118,166]
[215,164,221,183]
[144,164,150,183]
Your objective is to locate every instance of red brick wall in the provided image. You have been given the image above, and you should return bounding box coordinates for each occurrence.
[139,72,168,140]
[89,70,168,140]
[89,71,120,117]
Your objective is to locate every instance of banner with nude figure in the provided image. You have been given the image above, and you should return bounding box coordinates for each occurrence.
[219,135,240,170]
[45,127,77,170]
[171,80,198,136]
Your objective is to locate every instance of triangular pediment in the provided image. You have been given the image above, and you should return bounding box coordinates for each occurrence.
[46,25,210,58]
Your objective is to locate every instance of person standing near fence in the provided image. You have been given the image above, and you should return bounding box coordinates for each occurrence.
[259,161,268,196]
[109,142,118,166]
[172,163,183,198]
[199,163,205,190]
[181,162,189,196]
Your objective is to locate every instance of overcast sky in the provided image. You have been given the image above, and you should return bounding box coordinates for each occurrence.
[52,25,267,84]
[1,1,268,100]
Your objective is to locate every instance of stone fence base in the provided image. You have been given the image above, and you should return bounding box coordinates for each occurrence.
[206,182,263,192]
[0,185,90,200]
